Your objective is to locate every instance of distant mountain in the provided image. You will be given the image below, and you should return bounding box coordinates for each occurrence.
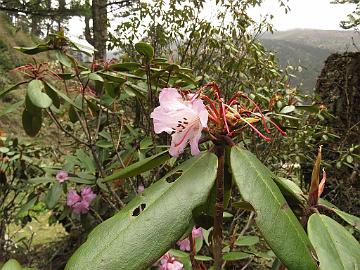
[259,29,360,92]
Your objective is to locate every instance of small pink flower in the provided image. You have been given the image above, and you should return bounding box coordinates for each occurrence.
[67,190,81,206]
[176,226,203,251]
[159,252,183,270]
[56,170,69,183]
[150,88,208,157]
[177,238,190,251]
[192,227,203,238]
[137,184,145,193]
[66,187,96,214]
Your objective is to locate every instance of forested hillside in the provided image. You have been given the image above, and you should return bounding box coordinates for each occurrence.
[261,29,360,91]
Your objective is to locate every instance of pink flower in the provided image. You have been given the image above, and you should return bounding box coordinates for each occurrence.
[56,170,69,183]
[67,189,81,206]
[177,238,190,251]
[192,227,203,238]
[81,186,96,203]
[176,226,203,251]
[137,184,145,193]
[150,88,208,157]
[159,252,183,270]
[66,187,96,214]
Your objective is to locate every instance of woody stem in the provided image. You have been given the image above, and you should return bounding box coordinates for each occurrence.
[213,143,225,270]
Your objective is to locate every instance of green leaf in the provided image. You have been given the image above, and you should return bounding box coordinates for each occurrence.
[308,214,360,270]
[28,177,55,185]
[43,81,82,110]
[135,42,154,59]
[68,177,94,185]
[27,80,52,109]
[0,100,24,117]
[76,149,96,173]
[22,109,42,137]
[194,255,212,261]
[88,73,104,82]
[102,151,171,183]
[273,177,306,205]
[295,105,319,113]
[55,51,73,67]
[230,146,317,270]
[280,105,295,114]
[223,252,253,261]
[44,83,61,108]
[235,235,259,246]
[331,208,360,232]
[65,153,217,270]
[15,43,52,54]
[45,182,62,209]
[0,81,27,99]
[1,259,23,270]
[108,62,141,71]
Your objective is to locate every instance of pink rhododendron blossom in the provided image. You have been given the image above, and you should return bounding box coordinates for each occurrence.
[56,170,69,183]
[66,187,96,214]
[150,88,208,157]
[159,252,183,270]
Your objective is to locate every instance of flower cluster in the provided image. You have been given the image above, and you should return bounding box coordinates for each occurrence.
[151,84,286,157]
[67,187,96,214]
[158,252,183,270]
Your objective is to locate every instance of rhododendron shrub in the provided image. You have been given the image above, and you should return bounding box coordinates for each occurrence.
[2,29,359,270]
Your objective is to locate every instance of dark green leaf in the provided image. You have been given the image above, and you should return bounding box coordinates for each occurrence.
[28,177,55,185]
[331,208,360,232]
[102,151,171,183]
[22,109,42,137]
[88,73,104,82]
[135,42,154,59]
[230,146,317,270]
[308,214,360,270]
[43,81,82,110]
[15,43,52,54]
[108,62,141,71]
[65,153,217,270]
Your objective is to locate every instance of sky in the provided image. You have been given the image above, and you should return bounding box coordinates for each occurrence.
[68,0,357,44]
[248,0,356,31]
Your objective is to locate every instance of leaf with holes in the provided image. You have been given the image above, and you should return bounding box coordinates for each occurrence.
[230,146,317,270]
[308,214,360,270]
[65,152,217,270]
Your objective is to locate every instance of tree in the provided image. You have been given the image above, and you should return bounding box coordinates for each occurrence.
[332,0,360,28]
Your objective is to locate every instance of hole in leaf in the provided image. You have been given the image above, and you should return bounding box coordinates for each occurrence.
[132,203,146,216]
[165,170,183,183]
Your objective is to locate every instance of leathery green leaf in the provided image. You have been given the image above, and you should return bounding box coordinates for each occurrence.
[65,152,217,270]
[230,146,317,270]
[102,151,171,183]
[308,214,360,270]
[27,80,52,109]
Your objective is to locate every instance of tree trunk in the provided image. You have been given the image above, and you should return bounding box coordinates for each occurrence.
[92,0,107,60]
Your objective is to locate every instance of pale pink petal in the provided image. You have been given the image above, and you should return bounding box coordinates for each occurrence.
[189,127,202,156]
[81,186,96,204]
[67,190,81,207]
[72,200,90,214]
[137,184,145,193]
[177,239,190,251]
[159,88,185,109]
[318,169,326,198]
[191,99,208,127]
[169,127,194,157]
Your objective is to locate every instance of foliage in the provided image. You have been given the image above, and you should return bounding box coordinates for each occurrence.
[0,0,359,269]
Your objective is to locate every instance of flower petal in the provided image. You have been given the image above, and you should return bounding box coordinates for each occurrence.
[189,127,202,156]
